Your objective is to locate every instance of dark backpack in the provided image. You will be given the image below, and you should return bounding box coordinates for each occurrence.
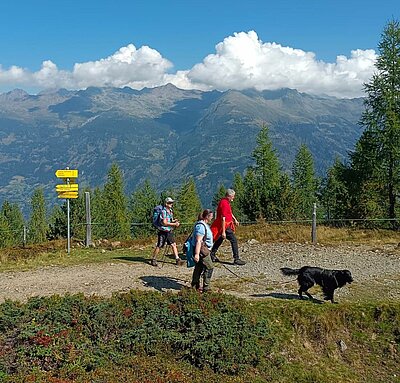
[152,205,165,229]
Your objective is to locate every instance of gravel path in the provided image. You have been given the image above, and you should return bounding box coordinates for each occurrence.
[1,241,399,303]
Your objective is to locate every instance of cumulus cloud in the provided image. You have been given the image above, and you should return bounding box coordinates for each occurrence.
[0,31,377,98]
[187,31,377,98]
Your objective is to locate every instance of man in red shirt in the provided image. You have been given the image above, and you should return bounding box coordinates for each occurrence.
[210,189,246,265]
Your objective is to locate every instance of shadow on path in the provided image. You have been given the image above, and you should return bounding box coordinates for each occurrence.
[140,276,188,292]
[251,292,324,303]
[113,256,149,264]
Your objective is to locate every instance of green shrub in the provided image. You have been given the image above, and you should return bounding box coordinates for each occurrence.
[0,292,399,382]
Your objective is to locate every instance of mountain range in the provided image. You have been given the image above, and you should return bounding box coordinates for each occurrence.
[0,84,365,210]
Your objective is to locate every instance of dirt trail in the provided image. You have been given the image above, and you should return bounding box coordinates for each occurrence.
[1,242,399,303]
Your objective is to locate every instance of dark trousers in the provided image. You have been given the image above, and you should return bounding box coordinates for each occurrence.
[211,227,239,260]
[191,255,214,291]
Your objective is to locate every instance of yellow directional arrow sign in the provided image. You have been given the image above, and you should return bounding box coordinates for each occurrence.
[56,184,79,192]
[55,169,78,179]
[57,191,79,199]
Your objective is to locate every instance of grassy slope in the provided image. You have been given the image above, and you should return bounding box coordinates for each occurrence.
[0,225,399,382]
[0,291,398,383]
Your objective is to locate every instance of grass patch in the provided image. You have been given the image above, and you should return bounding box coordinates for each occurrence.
[0,243,153,273]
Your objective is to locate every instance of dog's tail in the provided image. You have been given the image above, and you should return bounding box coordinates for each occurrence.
[280,267,300,276]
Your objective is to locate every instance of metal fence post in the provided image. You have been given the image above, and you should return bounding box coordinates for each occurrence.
[85,191,92,247]
[311,202,317,244]
[23,225,27,247]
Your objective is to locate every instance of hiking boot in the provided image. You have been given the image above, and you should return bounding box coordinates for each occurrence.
[233,259,246,266]
[150,259,158,267]
[176,258,184,266]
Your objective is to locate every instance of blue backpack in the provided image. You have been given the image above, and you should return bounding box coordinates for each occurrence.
[152,205,164,229]
[183,238,195,268]
[183,221,207,268]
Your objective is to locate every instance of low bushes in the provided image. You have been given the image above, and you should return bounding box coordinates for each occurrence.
[0,290,399,382]
[0,290,269,381]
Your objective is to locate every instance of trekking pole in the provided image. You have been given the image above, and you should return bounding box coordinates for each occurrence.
[217,262,297,288]
[161,244,170,268]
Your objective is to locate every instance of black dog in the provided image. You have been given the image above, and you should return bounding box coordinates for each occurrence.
[280,266,353,303]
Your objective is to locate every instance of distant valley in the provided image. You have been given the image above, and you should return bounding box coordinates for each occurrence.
[0,84,364,210]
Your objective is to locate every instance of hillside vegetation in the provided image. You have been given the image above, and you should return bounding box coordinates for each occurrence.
[0,290,398,383]
[0,224,399,382]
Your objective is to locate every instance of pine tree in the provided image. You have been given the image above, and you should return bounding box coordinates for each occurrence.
[102,164,131,240]
[28,188,48,243]
[353,20,400,225]
[292,144,318,219]
[129,180,158,238]
[175,178,202,229]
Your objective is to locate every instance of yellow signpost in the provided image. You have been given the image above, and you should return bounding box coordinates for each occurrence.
[55,168,79,255]
[57,192,79,199]
[56,184,79,193]
[55,170,79,199]
[55,169,78,179]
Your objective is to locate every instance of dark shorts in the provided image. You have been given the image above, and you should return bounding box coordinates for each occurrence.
[156,230,175,248]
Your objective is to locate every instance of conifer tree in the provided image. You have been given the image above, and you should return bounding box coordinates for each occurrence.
[102,163,131,240]
[129,180,158,238]
[28,188,48,243]
[292,144,318,219]
[70,192,87,240]
[48,193,88,240]
[91,187,105,239]
[320,158,351,221]
[232,172,246,221]
[0,209,12,248]
[243,168,261,221]
[47,204,67,240]
[1,201,25,246]
[352,20,400,225]
[212,184,226,210]
[276,173,296,220]
[252,124,282,219]
[175,178,202,229]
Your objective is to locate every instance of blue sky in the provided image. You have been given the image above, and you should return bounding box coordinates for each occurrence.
[0,0,398,97]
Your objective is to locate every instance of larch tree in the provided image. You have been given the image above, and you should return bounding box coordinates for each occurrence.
[252,124,282,219]
[175,178,202,229]
[102,163,131,239]
[292,144,318,219]
[353,20,400,225]
[28,188,48,243]
[129,179,158,238]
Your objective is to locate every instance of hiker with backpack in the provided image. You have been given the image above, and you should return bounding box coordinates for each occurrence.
[150,197,184,266]
[210,188,246,265]
[191,209,214,292]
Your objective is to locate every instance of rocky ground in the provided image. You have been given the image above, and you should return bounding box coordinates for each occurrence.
[1,241,400,303]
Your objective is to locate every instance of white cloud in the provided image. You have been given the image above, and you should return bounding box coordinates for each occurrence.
[186,31,377,98]
[0,31,377,98]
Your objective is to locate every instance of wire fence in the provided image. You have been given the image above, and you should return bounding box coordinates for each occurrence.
[1,216,398,249]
